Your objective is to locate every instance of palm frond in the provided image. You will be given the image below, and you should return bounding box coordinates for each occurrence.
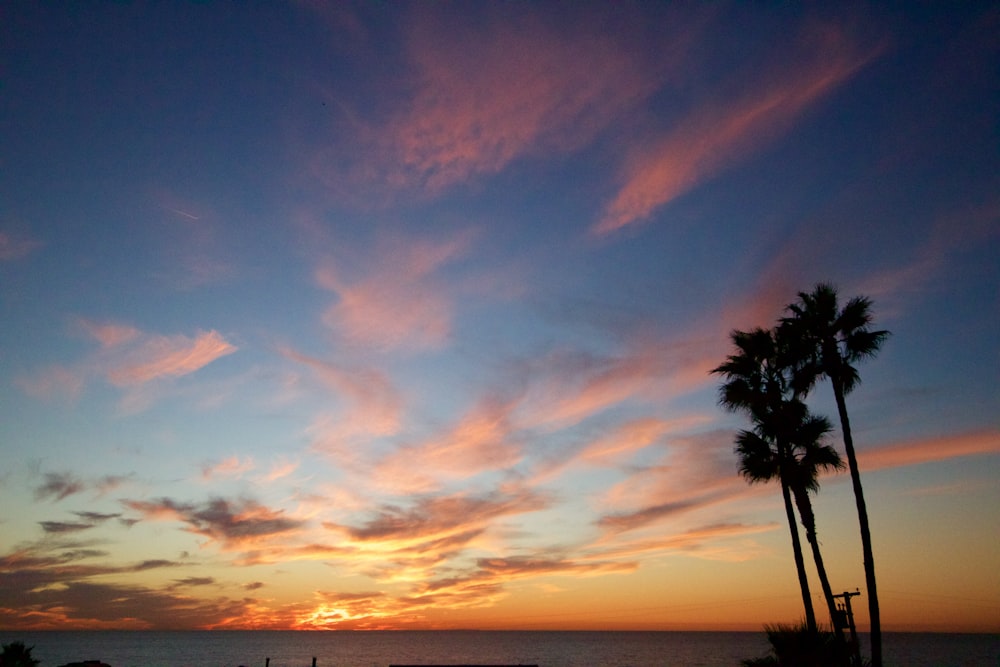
[735,429,779,484]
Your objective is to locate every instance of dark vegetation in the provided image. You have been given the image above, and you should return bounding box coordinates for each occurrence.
[0,642,40,667]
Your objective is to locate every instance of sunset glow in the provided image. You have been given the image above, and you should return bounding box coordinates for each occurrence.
[1,3,998,634]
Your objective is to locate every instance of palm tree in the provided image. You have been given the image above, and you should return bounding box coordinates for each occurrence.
[736,404,845,639]
[781,283,890,667]
[713,328,818,632]
[783,408,846,638]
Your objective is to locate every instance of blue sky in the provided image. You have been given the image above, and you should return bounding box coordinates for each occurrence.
[1,2,997,631]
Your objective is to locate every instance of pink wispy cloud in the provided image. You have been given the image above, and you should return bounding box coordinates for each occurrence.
[596,429,750,535]
[594,23,880,235]
[526,415,711,490]
[859,429,1000,471]
[304,4,691,204]
[579,417,704,466]
[316,233,471,351]
[373,398,522,494]
[516,335,719,432]
[328,488,549,552]
[587,522,779,563]
[201,456,255,481]
[77,319,141,347]
[261,457,300,482]
[382,6,662,194]
[17,321,237,407]
[283,347,403,452]
[107,330,236,385]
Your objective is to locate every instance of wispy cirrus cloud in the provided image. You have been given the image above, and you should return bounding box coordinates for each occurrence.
[283,347,403,455]
[578,417,701,466]
[594,23,880,235]
[316,232,471,351]
[476,555,638,579]
[77,319,141,348]
[332,489,549,548]
[17,321,237,406]
[527,415,710,489]
[34,472,86,502]
[261,457,300,482]
[38,521,97,534]
[169,576,216,589]
[589,522,780,564]
[859,429,1000,471]
[201,456,255,481]
[595,430,750,536]
[124,496,306,550]
[515,335,718,432]
[307,4,681,201]
[379,5,666,194]
[373,398,522,494]
[38,511,122,534]
[107,330,236,386]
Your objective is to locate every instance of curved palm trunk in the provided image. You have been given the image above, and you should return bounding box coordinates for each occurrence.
[791,484,844,644]
[833,377,881,667]
[781,475,817,632]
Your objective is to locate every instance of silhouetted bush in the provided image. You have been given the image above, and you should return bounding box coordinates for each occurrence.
[742,622,850,667]
[0,641,40,667]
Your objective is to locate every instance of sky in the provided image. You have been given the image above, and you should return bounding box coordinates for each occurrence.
[1,2,998,633]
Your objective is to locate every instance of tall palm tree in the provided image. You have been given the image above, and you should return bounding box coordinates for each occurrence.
[781,283,890,667]
[783,409,846,638]
[713,328,817,632]
[736,404,846,639]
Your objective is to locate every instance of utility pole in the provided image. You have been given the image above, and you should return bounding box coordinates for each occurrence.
[833,589,863,667]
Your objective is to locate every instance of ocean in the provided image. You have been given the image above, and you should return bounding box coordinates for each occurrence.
[0,630,996,667]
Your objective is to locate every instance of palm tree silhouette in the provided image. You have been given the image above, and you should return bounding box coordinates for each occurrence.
[781,283,890,667]
[780,405,845,638]
[735,396,846,640]
[713,327,818,632]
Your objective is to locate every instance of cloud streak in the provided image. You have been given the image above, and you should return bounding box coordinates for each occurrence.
[107,330,237,385]
[373,398,522,494]
[594,23,879,234]
[124,497,305,550]
[379,5,664,194]
[16,322,237,406]
[860,429,1000,471]
[316,232,470,351]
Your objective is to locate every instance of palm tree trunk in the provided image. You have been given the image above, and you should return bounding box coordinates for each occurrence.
[833,377,881,667]
[781,475,817,632]
[792,485,845,645]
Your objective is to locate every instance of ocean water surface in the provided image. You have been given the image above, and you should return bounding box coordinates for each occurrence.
[1,630,996,667]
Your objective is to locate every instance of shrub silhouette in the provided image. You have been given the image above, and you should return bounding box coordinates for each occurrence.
[0,641,40,667]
